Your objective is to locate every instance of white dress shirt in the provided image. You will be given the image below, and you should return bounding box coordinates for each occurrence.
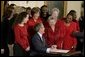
[37,32,43,41]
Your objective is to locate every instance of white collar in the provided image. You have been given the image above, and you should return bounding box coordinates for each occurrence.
[37,32,42,38]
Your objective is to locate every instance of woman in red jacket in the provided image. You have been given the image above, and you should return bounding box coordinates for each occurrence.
[68,10,80,31]
[27,7,42,38]
[44,16,58,47]
[56,13,78,50]
[43,8,61,48]
[13,12,30,56]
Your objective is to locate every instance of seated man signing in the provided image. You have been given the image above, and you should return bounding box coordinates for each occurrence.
[30,23,57,56]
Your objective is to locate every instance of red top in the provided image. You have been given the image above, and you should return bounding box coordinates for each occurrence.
[26,17,42,37]
[13,24,30,50]
[56,19,78,50]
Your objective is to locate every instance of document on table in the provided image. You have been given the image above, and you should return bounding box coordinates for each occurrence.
[54,49,70,53]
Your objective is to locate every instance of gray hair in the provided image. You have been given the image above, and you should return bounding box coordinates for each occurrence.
[34,23,43,32]
[51,8,59,15]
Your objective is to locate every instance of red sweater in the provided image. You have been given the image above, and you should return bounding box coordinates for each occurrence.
[13,24,30,50]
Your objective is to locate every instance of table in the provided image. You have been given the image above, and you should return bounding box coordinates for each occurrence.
[43,49,81,56]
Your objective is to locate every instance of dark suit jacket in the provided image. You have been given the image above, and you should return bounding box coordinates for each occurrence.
[30,33,48,56]
[1,17,15,47]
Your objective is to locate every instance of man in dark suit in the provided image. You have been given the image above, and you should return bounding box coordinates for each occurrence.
[30,23,57,56]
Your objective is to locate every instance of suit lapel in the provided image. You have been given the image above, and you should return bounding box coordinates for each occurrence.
[37,33,45,44]
[42,36,46,44]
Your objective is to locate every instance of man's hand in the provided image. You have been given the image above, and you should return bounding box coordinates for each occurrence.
[71,46,76,51]
[49,45,58,53]
[72,46,76,49]
[25,46,30,52]
[51,45,57,49]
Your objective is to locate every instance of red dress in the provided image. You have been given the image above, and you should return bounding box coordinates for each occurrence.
[13,24,30,50]
[27,17,42,37]
[56,19,78,50]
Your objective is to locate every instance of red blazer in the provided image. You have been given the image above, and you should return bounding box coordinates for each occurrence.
[26,17,42,37]
[56,19,78,50]
[13,24,30,50]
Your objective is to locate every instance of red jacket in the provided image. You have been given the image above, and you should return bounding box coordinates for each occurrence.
[44,23,57,47]
[56,19,78,50]
[27,17,42,37]
[13,24,30,50]
[43,19,61,47]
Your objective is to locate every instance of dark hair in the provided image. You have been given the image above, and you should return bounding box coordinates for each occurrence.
[7,4,15,11]
[4,9,13,19]
[15,12,28,24]
[40,5,49,18]
[68,10,77,19]
[41,5,48,10]
[9,4,16,7]
[66,13,73,18]
[22,7,26,9]
[26,7,31,11]
[9,4,16,6]
[31,7,40,16]
[69,10,76,14]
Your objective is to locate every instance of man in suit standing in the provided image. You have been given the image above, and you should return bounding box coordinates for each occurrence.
[30,23,57,56]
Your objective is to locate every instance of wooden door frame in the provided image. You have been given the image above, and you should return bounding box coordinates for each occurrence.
[1,1,4,22]
[64,1,67,17]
